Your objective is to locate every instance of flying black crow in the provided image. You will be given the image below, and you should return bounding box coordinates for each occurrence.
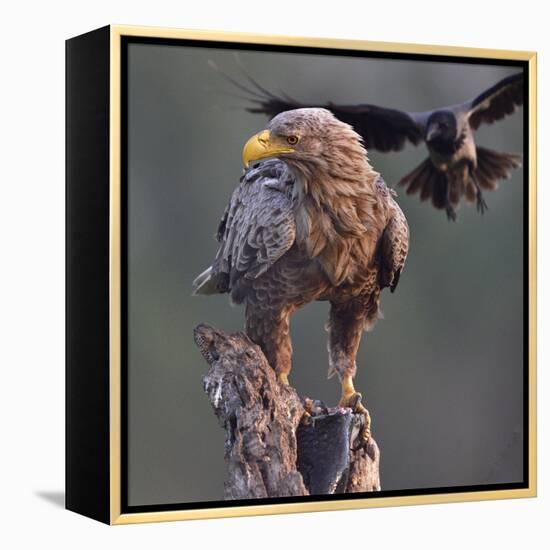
[233,69,523,221]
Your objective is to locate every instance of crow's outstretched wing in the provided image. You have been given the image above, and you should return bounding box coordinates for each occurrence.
[193,160,296,296]
[248,95,424,153]
[212,58,424,152]
[465,72,524,130]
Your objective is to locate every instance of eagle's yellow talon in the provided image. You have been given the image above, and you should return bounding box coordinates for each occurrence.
[339,376,372,441]
[300,410,313,426]
[278,372,289,385]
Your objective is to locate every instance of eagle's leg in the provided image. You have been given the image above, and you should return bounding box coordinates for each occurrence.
[245,304,294,385]
[246,303,311,424]
[340,376,372,441]
[245,305,313,426]
[328,300,374,440]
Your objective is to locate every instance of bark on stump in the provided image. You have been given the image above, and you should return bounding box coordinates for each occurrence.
[194,323,381,500]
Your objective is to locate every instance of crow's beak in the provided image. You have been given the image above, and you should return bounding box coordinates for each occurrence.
[426,125,439,143]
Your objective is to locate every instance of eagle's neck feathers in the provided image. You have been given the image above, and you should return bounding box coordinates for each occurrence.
[287,136,385,287]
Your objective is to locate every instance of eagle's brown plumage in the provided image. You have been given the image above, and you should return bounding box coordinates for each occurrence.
[194,108,409,438]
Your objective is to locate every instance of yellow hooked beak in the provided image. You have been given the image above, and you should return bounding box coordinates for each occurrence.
[242,130,295,168]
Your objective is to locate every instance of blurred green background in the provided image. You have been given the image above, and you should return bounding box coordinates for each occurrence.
[127,43,524,506]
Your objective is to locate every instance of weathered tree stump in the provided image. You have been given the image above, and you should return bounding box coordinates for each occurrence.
[194,323,380,499]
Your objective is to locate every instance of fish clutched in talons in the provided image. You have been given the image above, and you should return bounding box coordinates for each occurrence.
[278,374,313,426]
[338,375,372,442]
[300,397,327,427]
[299,397,314,427]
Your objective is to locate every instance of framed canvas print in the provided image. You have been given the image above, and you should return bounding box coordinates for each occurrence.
[66,25,537,525]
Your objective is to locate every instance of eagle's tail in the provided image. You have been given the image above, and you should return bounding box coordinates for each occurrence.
[192,266,226,295]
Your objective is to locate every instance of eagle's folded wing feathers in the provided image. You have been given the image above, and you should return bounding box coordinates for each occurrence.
[193,160,296,296]
[379,203,409,293]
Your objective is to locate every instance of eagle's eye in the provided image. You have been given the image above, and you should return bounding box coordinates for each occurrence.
[286,135,299,145]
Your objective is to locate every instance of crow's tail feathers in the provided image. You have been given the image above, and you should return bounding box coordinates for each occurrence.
[398,157,450,211]
[398,148,521,216]
[467,146,522,199]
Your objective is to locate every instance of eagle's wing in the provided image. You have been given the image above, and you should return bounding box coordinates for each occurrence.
[379,197,409,293]
[247,95,424,153]
[463,72,524,130]
[193,159,296,296]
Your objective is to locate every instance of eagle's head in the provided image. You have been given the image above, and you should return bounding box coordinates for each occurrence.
[242,108,370,181]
